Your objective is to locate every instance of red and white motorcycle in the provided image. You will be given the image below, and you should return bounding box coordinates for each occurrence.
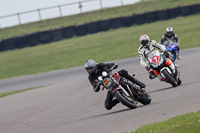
[146,50,182,87]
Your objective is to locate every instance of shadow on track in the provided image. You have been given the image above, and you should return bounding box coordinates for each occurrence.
[80,104,147,122]
[148,86,174,93]
[180,80,200,86]
[148,80,200,94]
[83,108,131,120]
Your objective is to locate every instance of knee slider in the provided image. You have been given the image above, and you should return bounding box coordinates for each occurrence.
[149,71,156,79]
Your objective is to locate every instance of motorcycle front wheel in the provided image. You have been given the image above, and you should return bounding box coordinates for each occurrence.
[162,69,177,87]
[114,89,137,109]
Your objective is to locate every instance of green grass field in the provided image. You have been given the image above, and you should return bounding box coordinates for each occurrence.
[129,110,200,133]
[0,0,199,40]
[0,13,200,79]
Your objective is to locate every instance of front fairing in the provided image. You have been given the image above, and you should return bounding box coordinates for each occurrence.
[165,43,177,52]
[164,40,178,52]
[148,51,165,68]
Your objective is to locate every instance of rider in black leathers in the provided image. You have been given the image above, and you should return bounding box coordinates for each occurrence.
[160,27,181,59]
[84,59,146,110]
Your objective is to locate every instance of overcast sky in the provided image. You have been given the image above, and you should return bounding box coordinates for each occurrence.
[0,0,140,27]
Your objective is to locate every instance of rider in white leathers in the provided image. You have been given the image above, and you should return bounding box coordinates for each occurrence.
[138,34,177,80]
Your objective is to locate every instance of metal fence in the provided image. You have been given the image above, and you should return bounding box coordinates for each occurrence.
[0,0,136,28]
[1,3,200,52]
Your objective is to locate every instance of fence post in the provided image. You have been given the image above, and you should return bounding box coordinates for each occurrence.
[99,0,103,10]
[79,2,83,13]
[38,9,42,21]
[17,13,21,25]
[120,0,124,6]
[58,6,62,17]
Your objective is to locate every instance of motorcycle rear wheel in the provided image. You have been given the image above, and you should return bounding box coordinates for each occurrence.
[114,90,137,109]
[139,91,151,105]
[177,76,182,85]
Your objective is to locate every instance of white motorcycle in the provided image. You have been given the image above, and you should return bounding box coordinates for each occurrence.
[145,50,182,87]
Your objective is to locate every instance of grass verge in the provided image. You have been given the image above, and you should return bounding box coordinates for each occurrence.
[0,13,200,79]
[0,86,44,98]
[0,0,199,39]
[128,110,200,133]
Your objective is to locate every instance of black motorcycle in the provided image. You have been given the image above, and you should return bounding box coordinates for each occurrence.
[97,68,151,109]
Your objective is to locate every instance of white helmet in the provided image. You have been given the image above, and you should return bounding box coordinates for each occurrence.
[139,34,150,47]
[166,27,173,33]
[166,27,173,37]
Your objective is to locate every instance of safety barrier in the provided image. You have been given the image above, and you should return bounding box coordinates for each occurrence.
[0,3,200,52]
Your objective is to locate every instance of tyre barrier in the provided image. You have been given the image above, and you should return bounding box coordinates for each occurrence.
[157,10,168,20]
[0,3,200,52]
[15,36,27,48]
[1,38,16,51]
[145,11,158,23]
[51,29,63,42]
[0,41,4,52]
[110,17,123,29]
[74,25,88,36]
[62,26,75,38]
[86,22,99,34]
[26,33,39,47]
[167,8,181,19]
[98,20,111,32]
[180,6,191,16]
[121,16,134,27]
[190,4,200,14]
[133,13,146,25]
[38,31,52,44]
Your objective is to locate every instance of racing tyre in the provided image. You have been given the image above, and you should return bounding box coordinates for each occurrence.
[177,76,182,85]
[162,69,177,87]
[139,91,151,105]
[114,90,137,109]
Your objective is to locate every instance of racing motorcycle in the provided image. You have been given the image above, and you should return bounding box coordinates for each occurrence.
[146,50,182,87]
[97,68,151,109]
[164,40,179,62]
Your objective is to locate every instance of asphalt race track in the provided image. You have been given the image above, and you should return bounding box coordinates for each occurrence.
[0,47,200,133]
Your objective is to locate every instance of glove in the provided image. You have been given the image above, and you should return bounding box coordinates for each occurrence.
[113,63,118,69]
[163,51,169,58]
[145,66,150,71]
[109,63,118,70]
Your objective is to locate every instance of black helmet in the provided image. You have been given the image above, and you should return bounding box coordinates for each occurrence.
[166,27,173,37]
[84,59,97,75]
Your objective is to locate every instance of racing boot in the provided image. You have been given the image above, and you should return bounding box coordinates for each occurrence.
[168,61,179,78]
[127,75,146,88]
[166,58,177,74]
[177,55,181,60]
[169,63,176,74]
[176,50,181,60]
[118,69,146,88]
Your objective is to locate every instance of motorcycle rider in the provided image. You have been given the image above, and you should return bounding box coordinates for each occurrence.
[138,34,178,80]
[84,59,146,110]
[160,27,181,59]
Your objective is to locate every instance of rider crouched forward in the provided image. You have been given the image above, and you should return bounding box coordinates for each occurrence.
[138,34,178,81]
[84,59,146,110]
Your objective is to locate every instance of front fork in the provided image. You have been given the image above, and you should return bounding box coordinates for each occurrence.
[113,85,130,97]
